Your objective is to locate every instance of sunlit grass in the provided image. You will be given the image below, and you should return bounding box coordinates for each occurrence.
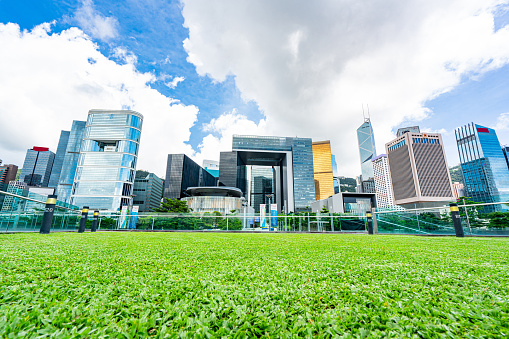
[0,232,508,337]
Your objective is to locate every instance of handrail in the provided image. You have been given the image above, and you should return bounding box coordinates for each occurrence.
[0,191,79,212]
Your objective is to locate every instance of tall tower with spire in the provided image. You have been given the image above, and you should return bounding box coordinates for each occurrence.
[357,114,377,193]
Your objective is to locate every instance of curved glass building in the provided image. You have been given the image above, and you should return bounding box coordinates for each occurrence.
[70,110,143,211]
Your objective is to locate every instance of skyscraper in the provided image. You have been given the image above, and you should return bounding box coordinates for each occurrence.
[19,147,55,187]
[357,118,376,192]
[386,131,454,208]
[55,121,86,203]
[455,123,509,210]
[372,154,394,208]
[312,141,334,201]
[70,110,143,211]
[48,130,70,188]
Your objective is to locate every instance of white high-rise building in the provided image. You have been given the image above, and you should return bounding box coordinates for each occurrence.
[372,154,394,208]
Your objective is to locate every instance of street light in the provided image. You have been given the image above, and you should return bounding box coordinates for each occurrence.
[266,194,274,231]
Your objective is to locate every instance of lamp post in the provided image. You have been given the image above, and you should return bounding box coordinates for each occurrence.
[266,194,274,231]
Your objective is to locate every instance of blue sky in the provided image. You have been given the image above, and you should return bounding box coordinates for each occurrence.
[1,0,509,177]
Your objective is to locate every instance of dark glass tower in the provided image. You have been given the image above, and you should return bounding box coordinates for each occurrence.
[164,154,217,199]
[19,147,55,187]
[455,123,509,210]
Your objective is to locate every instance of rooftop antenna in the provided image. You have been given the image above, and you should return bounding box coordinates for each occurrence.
[367,104,371,121]
[362,104,366,120]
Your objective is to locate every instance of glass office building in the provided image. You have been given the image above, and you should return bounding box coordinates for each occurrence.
[133,172,164,212]
[223,135,315,212]
[55,121,86,203]
[455,123,509,210]
[70,110,143,211]
[48,130,70,188]
[19,147,55,187]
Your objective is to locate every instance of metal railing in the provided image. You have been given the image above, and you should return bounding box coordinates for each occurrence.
[373,201,509,236]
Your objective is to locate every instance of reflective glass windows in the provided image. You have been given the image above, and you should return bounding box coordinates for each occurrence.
[71,110,143,211]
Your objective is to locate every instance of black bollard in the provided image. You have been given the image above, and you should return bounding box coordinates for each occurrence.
[366,211,374,235]
[91,210,99,232]
[40,195,57,234]
[78,206,89,233]
[450,203,464,237]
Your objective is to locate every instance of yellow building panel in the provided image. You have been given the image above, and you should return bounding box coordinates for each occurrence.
[312,141,334,201]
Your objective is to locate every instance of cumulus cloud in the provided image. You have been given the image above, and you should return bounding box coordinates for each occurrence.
[192,110,268,167]
[73,0,118,41]
[165,76,185,89]
[181,0,509,176]
[495,112,509,145]
[0,22,198,177]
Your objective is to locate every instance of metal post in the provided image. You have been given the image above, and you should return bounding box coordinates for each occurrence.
[98,218,102,230]
[308,213,310,232]
[330,213,333,232]
[366,211,373,234]
[78,206,89,233]
[226,215,229,231]
[91,210,99,232]
[450,203,464,237]
[40,195,57,234]
[152,217,154,230]
[299,216,301,232]
[463,198,471,234]
[371,208,378,234]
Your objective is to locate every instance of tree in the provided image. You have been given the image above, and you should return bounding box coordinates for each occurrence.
[320,205,329,214]
[449,165,464,185]
[154,198,191,213]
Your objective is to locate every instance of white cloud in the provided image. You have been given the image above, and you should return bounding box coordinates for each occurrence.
[495,112,509,146]
[181,0,509,176]
[73,0,118,41]
[165,76,185,89]
[0,22,198,178]
[192,110,268,166]
[112,47,137,64]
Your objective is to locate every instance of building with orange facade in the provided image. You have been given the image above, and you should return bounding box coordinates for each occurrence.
[312,141,335,201]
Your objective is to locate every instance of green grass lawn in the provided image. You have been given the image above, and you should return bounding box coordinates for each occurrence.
[0,232,508,338]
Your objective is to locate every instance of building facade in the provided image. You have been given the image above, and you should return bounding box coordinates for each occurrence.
[48,130,70,188]
[386,131,454,208]
[372,154,395,208]
[54,121,86,203]
[133,172,164,212]
[357,118,376,193]
[249,166,274,212]
[1,181,28,211]
[203,159,220,178]
[455,123,509,209]
[397,126,420,137]
[220,135,315,212]
[164,154,217,200]
[312,141,334,201]
[182,187,244,214]
[70,110,143,211]
[0,163,18,185]
[19,147,55,187]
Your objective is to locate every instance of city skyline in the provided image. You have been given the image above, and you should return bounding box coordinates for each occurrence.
[1,1,509,178]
